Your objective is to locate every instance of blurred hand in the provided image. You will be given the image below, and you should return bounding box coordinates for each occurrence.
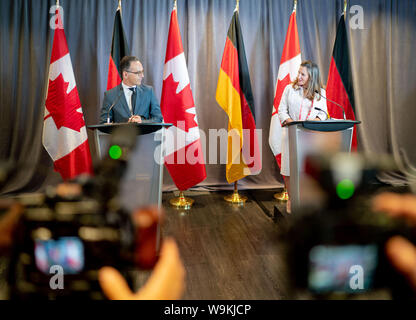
[373,192,416,290]
[0,200,23,251]
[98,237,185,300]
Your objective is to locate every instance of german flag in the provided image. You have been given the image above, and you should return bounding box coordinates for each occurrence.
[327,15,357,150]
[106,6,130,91]
[216,10,261,184]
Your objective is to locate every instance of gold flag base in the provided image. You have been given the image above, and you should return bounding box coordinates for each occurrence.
[224,191,247,205]
[169,191,194,210]
[274,189,289,202]
[224,182,247,205]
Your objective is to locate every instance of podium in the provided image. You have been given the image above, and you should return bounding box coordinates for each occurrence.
[286,120,360,211]
[88,122,171,212]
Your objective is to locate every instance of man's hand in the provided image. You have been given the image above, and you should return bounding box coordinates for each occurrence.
[98,237,185,300]
[128,115,142,123]
[373,192,416,290]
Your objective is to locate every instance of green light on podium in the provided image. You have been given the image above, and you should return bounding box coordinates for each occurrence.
[336,179,355,200]
[109,145,122,160]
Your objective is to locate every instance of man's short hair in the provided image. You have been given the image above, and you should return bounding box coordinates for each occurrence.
[120,56,140,73]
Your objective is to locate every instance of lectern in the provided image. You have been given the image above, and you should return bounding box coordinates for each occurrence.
[286,120,360,211]
[88,122,171,212]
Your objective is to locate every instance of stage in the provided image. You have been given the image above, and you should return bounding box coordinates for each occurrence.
[158,184,408,300]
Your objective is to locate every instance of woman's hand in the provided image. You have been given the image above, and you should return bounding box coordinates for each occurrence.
[282,118,294,127]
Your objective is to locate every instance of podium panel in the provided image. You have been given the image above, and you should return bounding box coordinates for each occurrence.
[287,120,360,211]
[89,123,170,213]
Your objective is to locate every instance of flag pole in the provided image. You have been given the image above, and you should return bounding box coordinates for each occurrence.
[274,0,297,204]
[224,181,247,205]
[223,0,248,206]
[118,0,122,14]
[56,0,59,7]
[168,0,197,211]
[343,0,347,19]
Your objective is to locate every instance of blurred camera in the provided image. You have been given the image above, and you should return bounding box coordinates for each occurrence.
[283,152,416,299]
[6,125,157,299]
[8,189,135,299]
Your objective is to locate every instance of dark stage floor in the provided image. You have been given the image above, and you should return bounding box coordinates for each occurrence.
[160,184,410,300]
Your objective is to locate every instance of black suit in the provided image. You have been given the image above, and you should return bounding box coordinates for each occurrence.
[100,84,163,124]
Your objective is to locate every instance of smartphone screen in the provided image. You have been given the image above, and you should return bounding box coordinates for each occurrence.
[34,237,84,274]
[308,244,378,293]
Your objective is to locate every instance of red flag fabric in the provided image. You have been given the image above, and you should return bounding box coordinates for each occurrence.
[268,11,302,168]
[326,15,357,150]
[161,7,206,191]
[106,7,130,91]
[42,10,93,180]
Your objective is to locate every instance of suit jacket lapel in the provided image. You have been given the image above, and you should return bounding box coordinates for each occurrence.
[133,85,144,115]
[119,85,131,116]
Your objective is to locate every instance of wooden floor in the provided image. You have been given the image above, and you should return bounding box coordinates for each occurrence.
[160,186,407,300]
[161,189,293,300]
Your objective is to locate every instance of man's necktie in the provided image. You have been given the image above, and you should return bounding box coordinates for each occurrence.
[129,87,137,114]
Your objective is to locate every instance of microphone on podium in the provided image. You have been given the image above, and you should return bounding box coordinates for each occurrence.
[315,90,346,120]
[106,88,124,124]
[313,107,330,120]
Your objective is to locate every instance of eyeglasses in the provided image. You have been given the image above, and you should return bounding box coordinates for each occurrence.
[126,70,144,76]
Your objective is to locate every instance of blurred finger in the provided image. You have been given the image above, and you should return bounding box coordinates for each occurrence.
[0,203,23,249]
[99,238,185,300]
[386,236,416,290]
[134,238,185,300]
[372,192,416,220]
[98,266,134,300]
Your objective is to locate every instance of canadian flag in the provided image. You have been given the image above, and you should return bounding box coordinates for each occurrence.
[268,10,301,168]
[161,6,206,191]
[42,10,93,180]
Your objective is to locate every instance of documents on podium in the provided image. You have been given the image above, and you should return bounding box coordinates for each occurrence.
[286,120,361,212]
[88,122,172,213]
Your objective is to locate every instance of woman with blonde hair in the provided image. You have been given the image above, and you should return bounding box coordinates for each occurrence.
[278,60,328,213]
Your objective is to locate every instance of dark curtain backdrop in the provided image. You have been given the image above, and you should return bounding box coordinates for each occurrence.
[1,0,416,195]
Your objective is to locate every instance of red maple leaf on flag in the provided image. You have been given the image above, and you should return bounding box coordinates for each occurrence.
[161,74,198,133]
[45,74,85,132]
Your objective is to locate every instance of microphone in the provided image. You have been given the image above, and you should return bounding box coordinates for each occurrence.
[106,89,124,124]
[313,107,329,120]
[315,90,346,120]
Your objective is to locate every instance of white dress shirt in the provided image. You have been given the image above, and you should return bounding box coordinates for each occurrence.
[121,82,137,115]
[278,85,328,123]
[278,84,328,176]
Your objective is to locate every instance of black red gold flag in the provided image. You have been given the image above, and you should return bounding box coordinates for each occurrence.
[327,15,357,150]
[216,10,261,183]
[106,8,130,90]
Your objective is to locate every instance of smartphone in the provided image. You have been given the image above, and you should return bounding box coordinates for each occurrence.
[308,244,378,293]
[34,237,84,274]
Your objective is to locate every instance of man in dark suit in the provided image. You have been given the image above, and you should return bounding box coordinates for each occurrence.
[100,56,163,124]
